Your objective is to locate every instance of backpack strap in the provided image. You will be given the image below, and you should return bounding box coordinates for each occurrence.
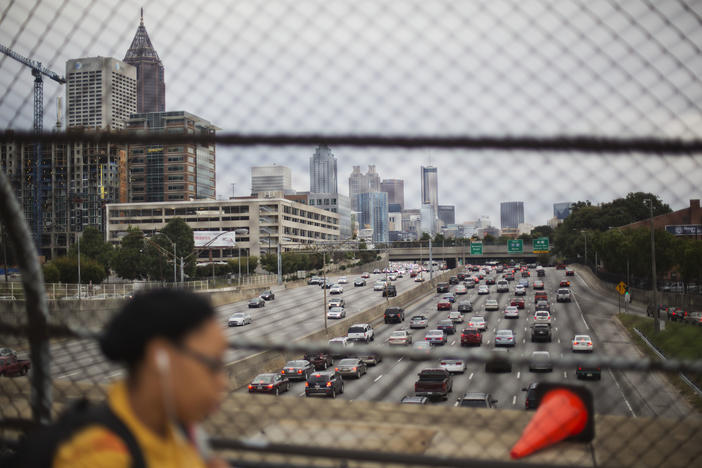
[90,404,147,468]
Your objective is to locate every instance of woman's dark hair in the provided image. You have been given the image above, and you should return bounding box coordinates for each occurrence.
[100,288,216,367]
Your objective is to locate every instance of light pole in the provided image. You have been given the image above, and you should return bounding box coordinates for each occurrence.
[644,199,659,331]
[157,233,178,283]
[580,230,588,268]
[77,233,81,299]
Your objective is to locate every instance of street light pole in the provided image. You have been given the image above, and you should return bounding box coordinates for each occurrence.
[581,230,588,268]
[645,199,659,331]
[77,234,81,299]
[277,243,282,285]
[429,237,433,282]
[323,250,327,331]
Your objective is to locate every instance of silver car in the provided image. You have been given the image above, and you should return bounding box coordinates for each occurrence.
[485,299,499,311]
[228,312,252,327]
[327,307,346,319]
[494,329,515,347]
[424,329,447,346]
[529,351,553,372]
[410,315,429,329]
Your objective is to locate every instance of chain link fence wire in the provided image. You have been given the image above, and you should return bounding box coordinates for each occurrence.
[2,0,702,466]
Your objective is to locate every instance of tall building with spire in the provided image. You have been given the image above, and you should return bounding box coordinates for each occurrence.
[310,144,338,194]
[124,8,165,113]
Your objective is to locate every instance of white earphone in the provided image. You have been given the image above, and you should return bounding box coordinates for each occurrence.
[156,349,170,374]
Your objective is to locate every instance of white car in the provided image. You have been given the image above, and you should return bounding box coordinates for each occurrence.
[484,299,499,311]
[414,274,425,282]
[514,285,526,296]
[572,335,593,352]
[374,281,388,291]
[454,284,468,295]
[533,311,552,324]
[337,276,348,284]
[347,323,374,342]
[495,329,515,347]
[410,315,429,329]
[496,280,509,293]
[478,285,489,295]
[328,297,345,309]
[388,330,413,346]
[468,316,487,331]
[327,307,346,319]
[388,273,398,281]
[440,357,466,374]
[448,311,464,323]
[329,284,344,295]
[503,306,519,319]
[227,312,252,327]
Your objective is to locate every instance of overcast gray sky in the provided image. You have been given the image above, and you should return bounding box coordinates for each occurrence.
[2,0,701,225]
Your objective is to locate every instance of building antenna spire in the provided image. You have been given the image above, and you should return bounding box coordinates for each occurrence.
[140,7,144,24]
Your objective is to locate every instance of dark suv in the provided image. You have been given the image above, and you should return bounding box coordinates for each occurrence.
[384,307,405,323]
[522,382,539,410]
[449,276,459,285]
[576,363,601,380]
[531,324,552,342]
[457,301,473,313]
[382,285,397,297]
[303,352,334,371]
[436,283,450,293]
[305,371,344,398]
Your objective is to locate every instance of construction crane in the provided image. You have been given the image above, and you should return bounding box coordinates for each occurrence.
[0,44,66,249]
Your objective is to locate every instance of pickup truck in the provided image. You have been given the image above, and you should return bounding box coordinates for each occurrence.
[414,368,453,400]
[0,355,31,376]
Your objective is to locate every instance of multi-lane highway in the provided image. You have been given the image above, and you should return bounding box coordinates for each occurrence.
[241,266,693,419]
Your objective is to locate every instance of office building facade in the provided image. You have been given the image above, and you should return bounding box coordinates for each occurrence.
[500,201,525,229]
[251,165,292,194]
[355,192,389,243]
[420,166,439,214]
[123,10,166,113]
[308,192,352,239]
[438,205,455,227]
[127,111,216,202]
[66,57,136,130]
[310,145,338,194]
[554,202,573,220]
[381,179,405,210]
[349,165,381,211]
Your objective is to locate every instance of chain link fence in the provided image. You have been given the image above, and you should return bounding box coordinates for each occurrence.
[2,0,702,466]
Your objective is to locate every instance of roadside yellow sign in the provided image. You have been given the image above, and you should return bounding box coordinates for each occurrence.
[616,282,627,295]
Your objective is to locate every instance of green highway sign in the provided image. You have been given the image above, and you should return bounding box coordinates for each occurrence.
[533,237,550,253]
[508,239,523,253]
[470,242,483,255]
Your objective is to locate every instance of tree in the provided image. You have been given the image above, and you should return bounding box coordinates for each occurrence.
[161,218,195,276]
[68,226,115,273]
[678,240,702,284]
[112,228,149,280]
[42,262,60,283]
[531,225,554,239]
[420,232,431,241]
[47,256,106,284]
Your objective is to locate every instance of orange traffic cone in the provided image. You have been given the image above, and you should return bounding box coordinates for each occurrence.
[511,384,594,459]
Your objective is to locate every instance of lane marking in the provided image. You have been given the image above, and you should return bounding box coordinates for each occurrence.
[374,374,384,383]
[564,371,568,379]
[512,395,517,405]
[397,357,404,362]
[298,392,305,397]
[450,340,456,346]
[57,370,80,379]
[516,371,520,379]
[468,373,474,380]
[571,292,591,331]
[609,369,636,417]
[558,338,561,344]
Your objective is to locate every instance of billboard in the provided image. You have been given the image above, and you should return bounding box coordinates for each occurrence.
[193,231,237,248]
[665,225,702,236]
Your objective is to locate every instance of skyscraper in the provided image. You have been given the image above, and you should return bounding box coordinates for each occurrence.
[438,205,455,227]
[421,166,438,213]
[500,201,525,229]
[554,202,573,220]
[381,179,405,210]
[356,192,389,243]
[251,165,292,194]
[65,57,136,129]
[124,9,166,113]
[310,145,338,194]
[349,165,381,211]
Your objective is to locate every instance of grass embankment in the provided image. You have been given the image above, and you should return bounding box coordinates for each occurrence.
[618,313,702,412]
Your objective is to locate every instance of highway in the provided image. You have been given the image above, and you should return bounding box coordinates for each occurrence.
[244,266,693,419]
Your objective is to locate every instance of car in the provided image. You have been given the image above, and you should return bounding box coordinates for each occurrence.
[401,395,429,405]
[684,311,702,326]
[556,264,566,270]
[448,311,464,323]
[461,328,482,346]
[361,272,370,278]
[260,290,275,301]
[409,270,418,278]
[518,279,529,289]
[442,293,456,303]
[414,274,425,282]
[533,311,552,324]
[566,269,575,277]
[449,276,459,285]
[304,352,334,370]
[347,323,374,342]
[248,373,290,395]
[496,280,509,293]
[424,329,447,346]
[534,292,548,303]
[382,284,398,297]
[457,300,473,313]
[531,323,552,342]
[328,337,352,358]
[559,280,571,288]
[308,276,323,285]
[437,319,457,335]
[436,282,450,293]
[281,360,314,381]
[477,285,489,295]
[329,284,344,295]
[485,348,512,373]
[228,312,252,327]
[556,288,572,302]
[0,348,17,359]
[495,329,515,347]
[572,334,593,352]
[327,307,346,319]
[373,269,381,274]
[305,371,344,398]
[437,298,452,311]
[529,351,553,372]
[411,340,433,359]
[455,392,497,408]
[321,280,334,289]
[338,276,348,284]
[414,368,453,400]
[328,297,345,309]
[510,297,525,309]
[533,280,545,290]
[454,284,468,295]
[535,300,550,312]
[440,357,466,374]
[576,363,602,380]
[410,315,429,329]
[248,297,265,308]
[484,299,499,311]
[485,277,496,285]
[384,307,405,323]
[514,285,526,296]
[351,350,383,366]
[388,329,413,346]
[354,278,367,287]
[335,358,367,379]
[373,280,388,291]
[464,279,475,289]
[468,316,487,331]
[522,382,539,410]
[503,306,519,319]
[388,273,398,281]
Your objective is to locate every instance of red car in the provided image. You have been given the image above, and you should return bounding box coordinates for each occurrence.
[460,328,482,346]
[556,264,566,270]
[361,272,370,279]
[560,280,571,287]
[437,299,452,311]
[565,269,575,277]
[410,270,418,278]
[535,292,548,303]
[510,297,525,309]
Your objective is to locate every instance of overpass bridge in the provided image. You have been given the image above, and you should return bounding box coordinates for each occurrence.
[387,245,549,267]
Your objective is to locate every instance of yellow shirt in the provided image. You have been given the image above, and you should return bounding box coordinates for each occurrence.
[53,380,207,468]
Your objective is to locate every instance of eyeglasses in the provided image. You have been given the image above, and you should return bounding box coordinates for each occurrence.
[176,345,226,374]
